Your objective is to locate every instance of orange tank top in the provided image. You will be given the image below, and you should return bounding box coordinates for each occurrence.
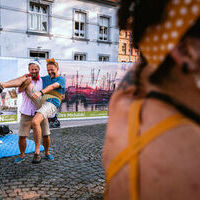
[105,100,193,200]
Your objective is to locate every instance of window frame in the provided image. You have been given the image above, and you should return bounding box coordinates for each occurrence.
[133,49,140,62]
[98,54,110,62]
[28,49,50,59]
[98,15,111,42]
[125,31,128,38]
[73,52,87,61]
[122,43,127,55]
[73,9,87,39]
[28,0,51,33]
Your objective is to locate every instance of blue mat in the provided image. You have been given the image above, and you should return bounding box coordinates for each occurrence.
[0,134,44,158]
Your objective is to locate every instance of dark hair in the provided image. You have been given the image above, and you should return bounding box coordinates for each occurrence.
[118,0,200,85]
[181,18,200,40]
[47,61,58,68]
[118,0,170,86]
[118,0,169,48]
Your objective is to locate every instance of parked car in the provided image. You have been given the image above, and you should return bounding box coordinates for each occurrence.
[64,86,113,105]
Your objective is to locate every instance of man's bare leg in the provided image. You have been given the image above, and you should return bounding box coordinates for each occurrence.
[31,112,45,164]
[1,74,41,108]
[18,78,32,93]
[0,75,38,106]
[43,135,50,156]
[14,136,27,164]
[0,75,29,89]
[18,136,27,158]
[23,81,42,108]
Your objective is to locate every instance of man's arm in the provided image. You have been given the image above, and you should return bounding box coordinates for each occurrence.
[31,82,60,100]
[41,82,60,94]
[18,78,32,93]
[0,74,29,90]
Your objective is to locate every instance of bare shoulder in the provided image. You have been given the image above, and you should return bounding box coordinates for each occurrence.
[140,122,200,200]
[103,90,134,168]
[103,83,140,168]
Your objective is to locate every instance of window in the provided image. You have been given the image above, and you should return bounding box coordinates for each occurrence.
[133,49,140,62]
[29,2,49,32]
[74,11,86,38]
[29,50,49,59]
[122,43,127,55]
[130,48,133,55]
[135,49,140,56]
[99,55,109,62]
[125,31,128,37]
[74,53,86,61]
[99,16,109,41]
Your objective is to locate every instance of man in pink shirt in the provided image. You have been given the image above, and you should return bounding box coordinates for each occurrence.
[14,60,54,163]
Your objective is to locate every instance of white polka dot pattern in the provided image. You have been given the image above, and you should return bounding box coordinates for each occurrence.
[139,0,200,70]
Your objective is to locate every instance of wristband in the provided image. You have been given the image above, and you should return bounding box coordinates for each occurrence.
[40,90,44,96]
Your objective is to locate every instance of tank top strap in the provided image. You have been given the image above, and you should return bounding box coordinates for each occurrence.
[104,100,143,200]
[128,100,144,145]
[105,100,193,200]
[129,112,192,200]
[105,100,143,183]
[128,100,143,200]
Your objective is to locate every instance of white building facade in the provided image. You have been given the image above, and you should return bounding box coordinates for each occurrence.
[0,0,119,62]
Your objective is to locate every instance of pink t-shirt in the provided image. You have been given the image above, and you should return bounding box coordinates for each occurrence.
[19,78,43,116]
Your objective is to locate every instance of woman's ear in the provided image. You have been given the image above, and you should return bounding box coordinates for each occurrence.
[169,38,200,73]
[169,45,186,68]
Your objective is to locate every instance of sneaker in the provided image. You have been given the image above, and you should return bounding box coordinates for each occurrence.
[32,154,41,164]
[45,154,54,161]
[14,156,25,164]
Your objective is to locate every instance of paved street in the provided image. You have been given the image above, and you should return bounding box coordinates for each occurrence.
[0,124,106,200]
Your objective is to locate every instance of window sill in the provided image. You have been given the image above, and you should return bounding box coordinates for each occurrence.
[72,37,90,42]
[118,53,129,56]
[97,40,112,44]
[73,60,87,61]
[42,0,54,2]
[26,31,53,37]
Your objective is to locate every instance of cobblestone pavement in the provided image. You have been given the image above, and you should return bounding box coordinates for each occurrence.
[0,124,106,200]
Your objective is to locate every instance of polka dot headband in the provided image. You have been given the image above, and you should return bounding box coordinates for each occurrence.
[139,0,200,71]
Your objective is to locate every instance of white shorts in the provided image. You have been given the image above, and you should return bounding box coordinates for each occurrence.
[37,101,58,119]
[26,88,58,119]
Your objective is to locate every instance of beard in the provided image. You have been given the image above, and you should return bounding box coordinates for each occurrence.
[31,72,39,79]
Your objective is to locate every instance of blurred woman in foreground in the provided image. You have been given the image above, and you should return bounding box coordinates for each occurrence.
[103,0,200,199]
